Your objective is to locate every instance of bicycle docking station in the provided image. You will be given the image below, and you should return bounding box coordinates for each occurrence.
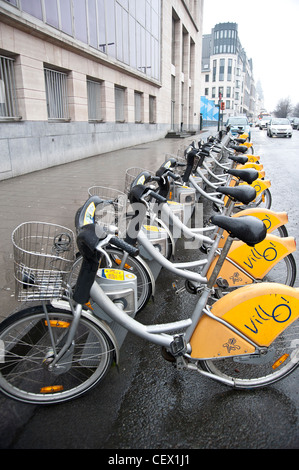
[90,268,138,348]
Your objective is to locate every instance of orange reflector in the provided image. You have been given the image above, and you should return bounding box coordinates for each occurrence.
[114,258,132,270]
[40,385,64,394]
[45,321,70,328]
[272,354,289,370]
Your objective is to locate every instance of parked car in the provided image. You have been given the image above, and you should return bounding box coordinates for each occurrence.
[267,118,293,138]
[225,116,251,141]
[259,116,271,129]
[291,117,299,129]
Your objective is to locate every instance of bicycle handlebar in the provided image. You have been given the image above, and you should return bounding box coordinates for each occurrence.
[73,223,139,304]
[109,236,139,257]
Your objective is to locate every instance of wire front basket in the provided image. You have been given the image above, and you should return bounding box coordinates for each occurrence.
[12,222,76,301]
[87,186,127,228]
[124,167,156,195]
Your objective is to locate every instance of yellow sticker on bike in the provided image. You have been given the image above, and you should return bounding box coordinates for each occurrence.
[102,269,125,281]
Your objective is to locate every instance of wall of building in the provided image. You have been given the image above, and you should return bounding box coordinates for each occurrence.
[0,0,204,181]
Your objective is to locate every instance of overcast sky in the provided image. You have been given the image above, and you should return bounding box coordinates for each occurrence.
[202,0,299,112]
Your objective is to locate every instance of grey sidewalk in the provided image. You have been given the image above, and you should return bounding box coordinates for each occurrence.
[0,127,215,322]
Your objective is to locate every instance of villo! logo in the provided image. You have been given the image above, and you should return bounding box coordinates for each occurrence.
[244,299,292,335]
[243,242,278,270]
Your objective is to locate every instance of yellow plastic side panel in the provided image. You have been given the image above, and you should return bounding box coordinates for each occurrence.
[190,314,255,359]
[233,209,288,232]
[238,133,249,140]
[240,142,252,149]
[211,283,299,346]
[227,234,296,279]
[207,257,253,287]
[247,179,271,195]
[247,155,260,163]
[237,163,264,171]
[209,234,295,284]
[217,209,288,248]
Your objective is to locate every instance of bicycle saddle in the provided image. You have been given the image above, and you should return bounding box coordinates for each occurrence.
[216,185,256,205]
[235,138,247,144]
[229,144,248,154]
[228,154,248,165]
[210,215,267,246]
[225,168,259,184]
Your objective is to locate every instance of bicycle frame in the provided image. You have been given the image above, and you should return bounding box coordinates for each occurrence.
[83,236,299,383]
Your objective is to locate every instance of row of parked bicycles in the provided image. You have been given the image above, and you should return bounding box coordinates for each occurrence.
[1,129,299,404]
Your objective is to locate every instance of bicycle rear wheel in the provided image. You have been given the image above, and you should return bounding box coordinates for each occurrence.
[200,317,299,388]
[0,305,114,404]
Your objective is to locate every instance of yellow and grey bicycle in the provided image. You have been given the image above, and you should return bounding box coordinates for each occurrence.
[0,211,298,404]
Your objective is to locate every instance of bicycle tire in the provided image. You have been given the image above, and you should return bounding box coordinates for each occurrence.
[199,316,299,389]
[0,305,114,404]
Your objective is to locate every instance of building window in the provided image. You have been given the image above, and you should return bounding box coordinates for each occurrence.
[219,59,225,81]
[226,100,230,109]
[5,0,161,81]
[212,87,216,99]
[204,88,209,96]
[227,59,232,81]
[44,67,69,120]
[149,95,156,123]
[0,55,20,120]
[134,91,143,123]
[115,85,126,122]
[205,74,209,82]
[226,86,231,98]
[87,79,102,121]
[212,60,217,82]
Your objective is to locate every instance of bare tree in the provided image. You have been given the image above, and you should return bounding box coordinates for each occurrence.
[293,103,299,117]
[273,98,293,118]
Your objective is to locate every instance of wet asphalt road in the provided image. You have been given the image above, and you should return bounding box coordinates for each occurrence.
[1,127,299,450]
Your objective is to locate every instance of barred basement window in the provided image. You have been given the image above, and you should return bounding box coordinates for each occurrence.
[0,55,20,120]
[87,79,102,121]
[44,67,70,121]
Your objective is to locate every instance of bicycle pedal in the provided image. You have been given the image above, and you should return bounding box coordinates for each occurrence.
[216,277,229,289]
[172,282,186,295]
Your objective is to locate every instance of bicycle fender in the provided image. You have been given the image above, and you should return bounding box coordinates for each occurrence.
[226,234,296,279]
[208,234,295,285]
[190,283,299,358]
[233,208,288,232]
[212,283,299,347]
[246,155,260,163]
[50,300,120,364]
[218,209,288,248]
[241,179,271,196]
[237,163,264,171]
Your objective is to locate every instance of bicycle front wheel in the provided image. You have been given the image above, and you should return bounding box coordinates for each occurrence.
[0,305,114,404]
[200,317,299,388]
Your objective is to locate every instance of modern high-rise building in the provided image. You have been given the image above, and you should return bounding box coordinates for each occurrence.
[201,22,256,122]
[0,0,204,180]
